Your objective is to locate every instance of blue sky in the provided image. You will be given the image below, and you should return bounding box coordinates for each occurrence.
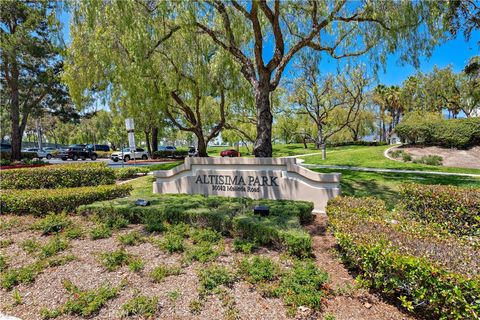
[59,10,479,88]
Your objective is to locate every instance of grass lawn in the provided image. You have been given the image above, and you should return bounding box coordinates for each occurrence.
[302,144,480,175]
[314,168,480,208]
[207,143,319,157]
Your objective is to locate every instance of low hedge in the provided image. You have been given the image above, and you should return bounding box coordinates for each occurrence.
[0,162,115,189]
[0,151,37,160]
[327,196,480,319]
[79,194,314,257]
[400,184,480,237]
[395,114,480,149]
[0,184,132,216]
[151,150,188,159]
[114,167,150,180]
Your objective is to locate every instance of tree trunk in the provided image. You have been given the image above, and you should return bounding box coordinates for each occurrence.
[151,127,158,152]
[196,132,208,157]
[321,143,326,160]
[10,59,21,161]
[144,130,152,156]
[315,122,323,150]
[253,86,273,157]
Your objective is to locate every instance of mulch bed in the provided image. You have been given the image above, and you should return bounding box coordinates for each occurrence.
[0,214,415,320]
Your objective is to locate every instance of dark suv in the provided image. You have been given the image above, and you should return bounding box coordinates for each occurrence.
[86,144,110,152]
[59,145,98,161]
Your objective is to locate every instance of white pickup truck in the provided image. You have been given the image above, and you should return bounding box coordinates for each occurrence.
[110,148,149,162]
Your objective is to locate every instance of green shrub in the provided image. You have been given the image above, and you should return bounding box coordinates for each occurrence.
[128,257,144,272]
[327,196,480,319]
[396,114,480,148]
[157,233,184,254]
[1,256,75,291]
[21,238,41,254]
[412,155,443,166]
[32,212,71,235]
[233,238,256,253]
[89,224,112,240]
[0,239,13,248]
[149,264,181,283]
[0,254,6,272]
[402,152,412,162]
[184,242,222,263]
[40,279,121,318]
[152,150,188,159]
[0,162,115,189]
[394,111,442,145]
[99,249,130,271]
[114,167,150,180]
[118,231,145,246]
[94,209,129,230]
[0,184,132,216]
[64,225,83,239]
[189,228,222,244]
[121,295,158,317]
[389,149,407,159]
[239,256,279,284]
[232,215,312,257]
[143,210,166,232]
[39,237,69,259]
[400,183,480,236]
[1,262,42,290]
[198,264,235,294]
[276,260,329,313]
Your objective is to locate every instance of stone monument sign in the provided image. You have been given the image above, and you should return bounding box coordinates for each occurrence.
[153,157,341,213]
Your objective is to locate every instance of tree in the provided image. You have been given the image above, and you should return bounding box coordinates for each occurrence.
[444,0,480,44]
[346,107,376,142]
[373,85,402,141]
[66,1,246,157]
[1,1,70,160]
[187,0,448,157]
[290,56,370,159]
[398,64,479,118]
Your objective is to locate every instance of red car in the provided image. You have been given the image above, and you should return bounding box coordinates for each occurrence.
[220,149,241,157]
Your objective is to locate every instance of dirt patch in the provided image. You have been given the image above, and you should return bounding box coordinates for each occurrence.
[393,145,480,169]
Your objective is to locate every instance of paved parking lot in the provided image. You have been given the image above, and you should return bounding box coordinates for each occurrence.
[45,158,170,168]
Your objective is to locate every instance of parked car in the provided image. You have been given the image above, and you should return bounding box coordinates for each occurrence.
[0,143,12,152]
[159,146,176,151]
[22,148,48,159]
[43,147,59,159]
[58,145,98,161]
[220,149,241,157]
[188,146,198,157]
[110,148,148,162]
[86,144,110,152]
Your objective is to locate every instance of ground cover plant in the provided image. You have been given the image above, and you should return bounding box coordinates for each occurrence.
[40,279,124,318]
[327,185,480,319]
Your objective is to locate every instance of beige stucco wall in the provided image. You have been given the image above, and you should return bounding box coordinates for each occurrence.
[153,157,341,214]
